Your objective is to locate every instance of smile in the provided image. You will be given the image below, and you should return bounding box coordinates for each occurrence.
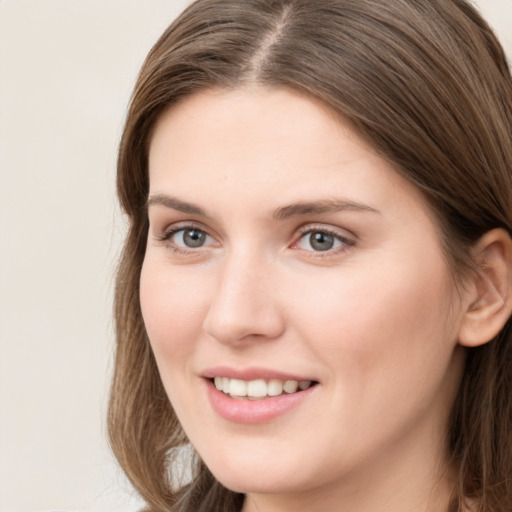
[206,376,319,424]
[213,377,315,399]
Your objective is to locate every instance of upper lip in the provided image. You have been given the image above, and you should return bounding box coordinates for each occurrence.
[201,366,319,382]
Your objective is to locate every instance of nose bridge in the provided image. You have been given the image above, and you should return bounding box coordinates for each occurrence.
[202,245,283,345]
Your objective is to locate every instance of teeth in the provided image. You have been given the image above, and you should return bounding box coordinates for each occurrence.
[247,379,267,397]
[267,379,284,396]
[213,377,314,398]
[283,380,298,393]
[229,378,247,397]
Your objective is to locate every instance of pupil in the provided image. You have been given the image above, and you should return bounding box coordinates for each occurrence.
[310,231,334,251]
[184,229,205,248]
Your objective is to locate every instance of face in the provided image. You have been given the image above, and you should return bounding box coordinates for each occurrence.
[141,87,466,507]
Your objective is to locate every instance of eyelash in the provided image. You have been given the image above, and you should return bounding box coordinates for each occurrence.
[156,223,355,257]
[293,226,355,257]
[157,223,214,254]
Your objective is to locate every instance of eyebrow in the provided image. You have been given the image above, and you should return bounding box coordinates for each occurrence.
[272,199,380,220]
[146,194,380,220]
[146,194,210,218]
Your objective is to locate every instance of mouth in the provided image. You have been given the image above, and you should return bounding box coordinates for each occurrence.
[211,377,318,400]
[204,371,320,423]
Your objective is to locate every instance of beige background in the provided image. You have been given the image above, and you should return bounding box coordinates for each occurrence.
[0,1,511,511]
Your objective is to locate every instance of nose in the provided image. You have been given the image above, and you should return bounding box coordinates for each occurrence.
[202,251,285,346]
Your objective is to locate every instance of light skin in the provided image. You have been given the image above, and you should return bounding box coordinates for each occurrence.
[140,87,512,512]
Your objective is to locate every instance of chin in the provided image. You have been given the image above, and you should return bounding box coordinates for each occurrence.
[214,470,300,495]
[200,450,315,495]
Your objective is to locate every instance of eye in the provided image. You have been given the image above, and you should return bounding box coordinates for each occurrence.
[163,227,214,249]
[295,229,352,253]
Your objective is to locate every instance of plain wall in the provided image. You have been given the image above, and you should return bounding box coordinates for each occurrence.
[0,1,511,511]
[0,2,190,511]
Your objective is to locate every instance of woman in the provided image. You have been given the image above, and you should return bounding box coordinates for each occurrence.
[108,0,512,511]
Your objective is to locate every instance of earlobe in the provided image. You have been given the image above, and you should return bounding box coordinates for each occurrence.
[458,228,512,348]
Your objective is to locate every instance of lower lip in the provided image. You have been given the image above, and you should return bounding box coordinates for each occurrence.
[205,379,317,424]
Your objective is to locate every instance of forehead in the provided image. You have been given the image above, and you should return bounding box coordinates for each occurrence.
[149,86,351,166]
[147,86,431,223]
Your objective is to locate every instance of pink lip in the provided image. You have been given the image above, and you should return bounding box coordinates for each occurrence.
[201,366,317,382]
[203,378,318,425]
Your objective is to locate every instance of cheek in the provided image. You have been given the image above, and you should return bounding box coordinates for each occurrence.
[281,252,463,459]
[139,257,210,364]
[288,250,459,387]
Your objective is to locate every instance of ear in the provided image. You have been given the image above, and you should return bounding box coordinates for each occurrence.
[458,228,512,348]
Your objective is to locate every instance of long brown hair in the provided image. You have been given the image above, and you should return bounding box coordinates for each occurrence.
[108,1,512,510]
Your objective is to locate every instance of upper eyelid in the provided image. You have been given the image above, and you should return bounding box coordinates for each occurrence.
[157,226,218,254]
[293,223,356,241]
[157,220,211,238]
[153,220,356,245]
